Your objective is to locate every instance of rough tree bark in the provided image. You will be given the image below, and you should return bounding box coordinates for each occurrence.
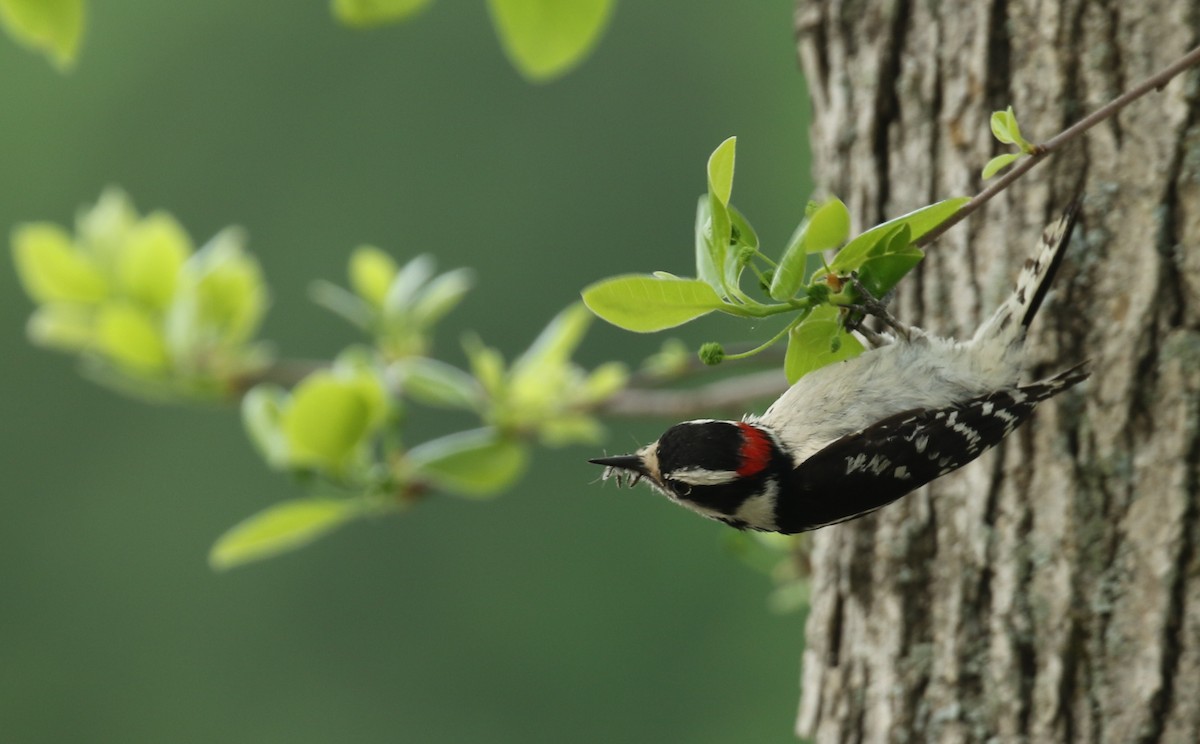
[793,2,1200,742]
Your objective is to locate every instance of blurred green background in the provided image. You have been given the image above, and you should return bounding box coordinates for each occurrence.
[0,2,813,742]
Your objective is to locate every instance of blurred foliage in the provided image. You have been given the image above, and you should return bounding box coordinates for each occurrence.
[486,0,614,82]
[2,0,612,82]
[1,2,811,742]
[10,189,628,568]
[0,0,83,69]
[12,189,269,398]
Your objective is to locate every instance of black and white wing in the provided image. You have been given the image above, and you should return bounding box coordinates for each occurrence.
[772,363,1088,533]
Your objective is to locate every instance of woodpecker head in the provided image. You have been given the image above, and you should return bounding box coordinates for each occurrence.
[589,419,793,531]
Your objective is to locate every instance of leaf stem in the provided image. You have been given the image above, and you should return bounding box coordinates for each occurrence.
[721,297,812,319]
[723,317,804,362]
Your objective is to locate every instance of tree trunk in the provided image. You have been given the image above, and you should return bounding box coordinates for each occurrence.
[793,2,1200,742]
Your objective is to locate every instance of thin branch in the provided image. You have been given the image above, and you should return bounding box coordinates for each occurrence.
[917,42,1200,247]
[600,369,789,418]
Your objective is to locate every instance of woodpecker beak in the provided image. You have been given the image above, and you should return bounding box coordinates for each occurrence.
[588,454,646,474]
[589,453,650,488]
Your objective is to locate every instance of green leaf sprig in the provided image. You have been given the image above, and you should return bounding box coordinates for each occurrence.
[982,106,1038,179]
[582,137,968,384]
[11,188,270,398]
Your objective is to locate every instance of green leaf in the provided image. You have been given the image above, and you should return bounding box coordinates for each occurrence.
[1006,108,1024,145]
[982,153,1020,179]
[514,303,591,373]
[829,197,968,273]
[209,498,366,570]
[861,223,908,259]
[990,109,1015,145]
[310,280,373,328]
[348,245,398,309]
[770,198,849,300]
[0,0,84,70]
[331,0,432,28]
[728,205,759,249]
[487,0,614,83]
[76,187,139,262]
[784,305,865,384]
[770,220,810,301]
[579,361,628,402]
[694,197,721,290]
[537,414,603,447]
[462,335,507,397]
[411,267,473,326]
[117,213,191,311]
[407,428,528,497]
[697,137,738,295]
[184,229,268,345]
[242,385,290,468]
[857,248,924,299]
[96,301,169,372]
[383,254,435,316]
[390,357,480,410]
[706,136,737,208]
[581,274,725,332]
[336,356,392,431]
[12,223,107,304]
[282,372,373,471]
[805,198,851,254]
[991,106,1031,150]
[26,304,93,351]
[640,338,690,379]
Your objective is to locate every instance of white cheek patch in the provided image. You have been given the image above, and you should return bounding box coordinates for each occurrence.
[734,478,779,531]
[668,468,740,486]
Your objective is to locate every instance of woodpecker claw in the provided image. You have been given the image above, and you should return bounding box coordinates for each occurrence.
[848,277,913,341]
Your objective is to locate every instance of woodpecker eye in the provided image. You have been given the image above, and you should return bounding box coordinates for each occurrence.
[665,479,692,497]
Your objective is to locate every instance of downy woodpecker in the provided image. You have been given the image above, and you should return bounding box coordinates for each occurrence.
[590,205,1088,533]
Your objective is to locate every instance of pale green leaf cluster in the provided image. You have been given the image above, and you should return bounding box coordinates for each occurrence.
[463,303,628,446]
[11,189,269,398]
[583,138,969,382]
[0,0,83,70]
[244,351,392,477]
[223,270,625,567]
[11,189,633,569]
[311,246,472,360]
[638,338,692,380]
[983,106,1037,179]
[405,428,528,498]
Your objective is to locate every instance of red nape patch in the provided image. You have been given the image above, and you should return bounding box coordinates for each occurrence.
[735,422,772,476]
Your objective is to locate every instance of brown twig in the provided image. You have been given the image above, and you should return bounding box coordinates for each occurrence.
[600,369,789,418]
[917,42,1200,247]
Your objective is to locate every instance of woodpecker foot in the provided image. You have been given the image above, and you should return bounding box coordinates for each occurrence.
[841,306,891,347]
[848,278,913,341]
[851,321,892,349]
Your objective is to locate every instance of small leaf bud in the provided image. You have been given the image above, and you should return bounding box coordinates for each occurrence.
[698,342,725,366]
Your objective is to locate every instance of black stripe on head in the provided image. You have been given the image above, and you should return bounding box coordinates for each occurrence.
[655,420,744,476]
